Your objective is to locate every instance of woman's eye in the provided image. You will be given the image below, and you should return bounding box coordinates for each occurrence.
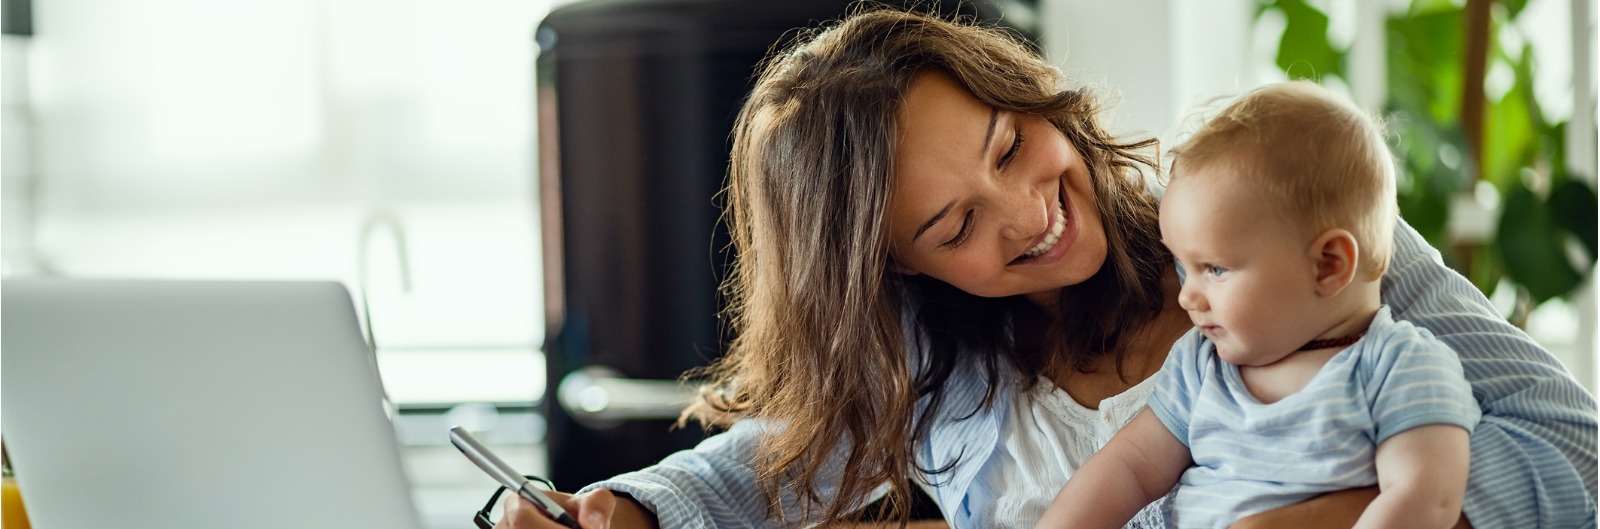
[999,129,1025,168]
[942,211,974,248]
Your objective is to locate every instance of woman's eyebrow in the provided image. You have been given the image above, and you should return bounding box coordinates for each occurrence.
[913,201,956,241]
[980,107,999,157]
[910,108,998,243]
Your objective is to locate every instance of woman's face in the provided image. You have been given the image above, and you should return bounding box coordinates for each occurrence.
[888,71,1108,307]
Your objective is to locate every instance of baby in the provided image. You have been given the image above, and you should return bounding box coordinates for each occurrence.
[1033,81,1481,529]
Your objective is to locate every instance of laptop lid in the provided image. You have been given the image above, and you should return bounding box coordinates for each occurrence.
[2,278,425,529]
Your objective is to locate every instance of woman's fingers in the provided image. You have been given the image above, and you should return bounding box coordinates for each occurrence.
[571,488,620,528]
[492,493,532,528]
[494,489,612,529]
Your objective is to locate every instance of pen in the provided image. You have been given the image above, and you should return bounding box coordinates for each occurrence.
[449,426,584,529]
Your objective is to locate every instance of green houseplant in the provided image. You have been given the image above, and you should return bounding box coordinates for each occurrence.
[1259,0,1597,327]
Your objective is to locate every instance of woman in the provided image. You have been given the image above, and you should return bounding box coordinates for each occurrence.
[498,8,1597,529]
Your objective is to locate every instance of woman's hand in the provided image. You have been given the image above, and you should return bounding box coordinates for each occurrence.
[1228,487,1472,529]
[494,489,660,529]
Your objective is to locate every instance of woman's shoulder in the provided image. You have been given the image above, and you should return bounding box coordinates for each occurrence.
[1378,219,1532,354]
[1353,306,1463,374]
[1365,305,1444,347]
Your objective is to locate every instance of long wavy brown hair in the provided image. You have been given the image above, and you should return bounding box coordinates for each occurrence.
[681,6,1169,526]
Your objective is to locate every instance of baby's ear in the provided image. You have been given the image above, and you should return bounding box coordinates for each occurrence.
[1310,229,1359,297]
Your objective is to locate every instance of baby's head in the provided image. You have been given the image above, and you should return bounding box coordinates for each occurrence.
[1168,81,1397,282]
[1161,82,1398,363]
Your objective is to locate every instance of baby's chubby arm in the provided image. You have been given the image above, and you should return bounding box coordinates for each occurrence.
[1033,408,1191,529]
[1351,424,1472,529]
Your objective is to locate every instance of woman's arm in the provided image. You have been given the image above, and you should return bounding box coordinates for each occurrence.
[492,419,854,529]
[548,419,849,529]
[1230,488,1472,529]
[1382,220,1598,528]
[526,419,889,529]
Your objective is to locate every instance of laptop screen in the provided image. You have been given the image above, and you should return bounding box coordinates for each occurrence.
[2,279,425,529]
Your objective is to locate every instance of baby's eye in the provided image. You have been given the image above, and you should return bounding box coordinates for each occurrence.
[1206,265,1228,277]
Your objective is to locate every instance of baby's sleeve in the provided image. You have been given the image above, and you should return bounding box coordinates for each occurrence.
[1362,326,1482,445]
[1146,328,1207,446]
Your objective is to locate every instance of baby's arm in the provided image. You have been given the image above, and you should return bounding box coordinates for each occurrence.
[1033,408,1191,529]
[1352,423,1472,529]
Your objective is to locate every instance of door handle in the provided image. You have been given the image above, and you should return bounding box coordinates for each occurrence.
[556,365,697,428]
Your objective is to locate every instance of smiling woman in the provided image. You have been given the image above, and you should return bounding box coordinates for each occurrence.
[888,71,1108,304]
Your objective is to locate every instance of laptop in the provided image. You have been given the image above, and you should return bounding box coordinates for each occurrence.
[2,278,426,529]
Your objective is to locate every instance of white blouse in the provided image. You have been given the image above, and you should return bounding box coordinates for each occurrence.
[974,374,1172,529]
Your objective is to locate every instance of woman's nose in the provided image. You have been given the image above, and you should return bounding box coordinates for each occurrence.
[997,189,1047,241]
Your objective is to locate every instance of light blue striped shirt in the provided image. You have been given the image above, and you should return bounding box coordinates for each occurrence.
[579,220,1598,529]
[1147,306,1481,528]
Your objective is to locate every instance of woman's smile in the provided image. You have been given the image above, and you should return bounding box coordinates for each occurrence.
[1011,184,1076,265]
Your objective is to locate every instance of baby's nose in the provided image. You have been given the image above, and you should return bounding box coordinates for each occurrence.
[1178,285,1206,312]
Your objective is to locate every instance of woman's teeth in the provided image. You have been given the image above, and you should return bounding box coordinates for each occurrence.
[1023,207,1068,257]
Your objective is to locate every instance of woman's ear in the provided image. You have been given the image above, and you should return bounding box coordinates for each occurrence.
[1310,229,1359,297]
[886,257,921,277]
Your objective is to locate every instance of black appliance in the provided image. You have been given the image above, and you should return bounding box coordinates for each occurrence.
[536,0,1031,494]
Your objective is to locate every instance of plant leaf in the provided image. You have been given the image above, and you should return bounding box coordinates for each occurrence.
[1548,179,1600,265]
[1501,0,1530,18]
[1398,173,1452,252]
[1274,0,1345,81]
[1387,7,1464,124]
[1410,0,1460,14]
[1471,242,1504,297]
[1548,121,1569,184]
[1498,181,1584,303]
[1482,61,1535,188]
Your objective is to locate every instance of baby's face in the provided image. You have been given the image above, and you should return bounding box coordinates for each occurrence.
[1158,168,1325,366]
